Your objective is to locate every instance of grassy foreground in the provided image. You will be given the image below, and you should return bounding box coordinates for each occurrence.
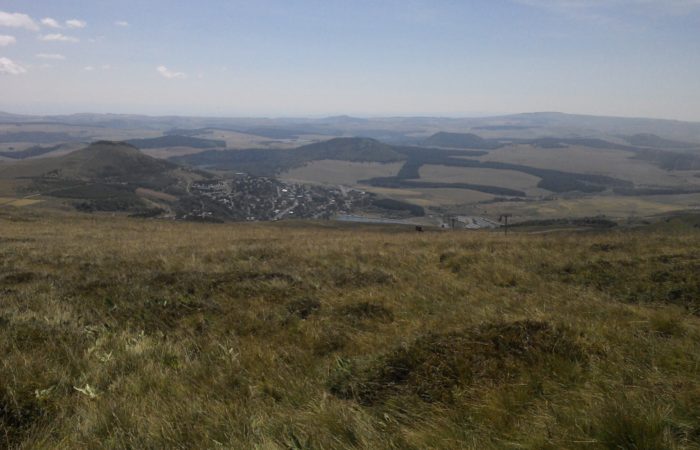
[1,211,700,449]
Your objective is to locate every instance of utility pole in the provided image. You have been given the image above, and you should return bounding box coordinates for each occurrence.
[499,214,512,236]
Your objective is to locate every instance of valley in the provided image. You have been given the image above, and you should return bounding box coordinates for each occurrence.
[4,1,700,447]
[1,112,700,226]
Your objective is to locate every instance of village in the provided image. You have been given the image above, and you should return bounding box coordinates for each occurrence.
[178,175,374,221]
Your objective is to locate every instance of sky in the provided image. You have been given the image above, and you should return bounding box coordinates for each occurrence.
[0,0,699,120]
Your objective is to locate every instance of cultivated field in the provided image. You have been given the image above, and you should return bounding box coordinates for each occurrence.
[479,145,697,187]
[2,210,700,448]
[418,165,548,196]
[0,197,43,207]
[475,193,700,221]
[281,160,404,186]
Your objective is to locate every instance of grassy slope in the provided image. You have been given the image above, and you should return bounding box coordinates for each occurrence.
[1,210,700,449]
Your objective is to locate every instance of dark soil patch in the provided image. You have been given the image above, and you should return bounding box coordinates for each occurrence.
[329,320,587,405]
[337,302,394,325]
[313,329,349,356]
[286,297,321,319]
[0,394,43,448]
[590,243,621,252]
[0,272,38,285]
[332,268,395,288]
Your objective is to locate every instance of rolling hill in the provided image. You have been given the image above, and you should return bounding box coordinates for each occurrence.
[0,144,63,160]
[0,141,199,214]
[171,137,406,176]
[422,131,502,149]
[126,135,226,149]
[625,133,700,150]
[0,140,179,182]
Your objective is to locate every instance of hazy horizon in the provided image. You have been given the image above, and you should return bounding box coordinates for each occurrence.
[1,0,699,120]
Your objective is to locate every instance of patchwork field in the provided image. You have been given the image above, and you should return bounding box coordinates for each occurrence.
[475,192,700,220]
[0,123,163,144]
[479,144,696,187]
[0,197,43,207]
[363,186,496,207]
[281,160,404,186]
[418,165,548,196]
[186,129,329,150]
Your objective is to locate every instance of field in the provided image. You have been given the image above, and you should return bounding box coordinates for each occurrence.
[2,209,700,448]
[418,165,548,197]
[472,193,700,221]
[0,197,43,207]
[280,160,404,186]
[194,130,329,150]
[479,145,700,187]
[0,124,163,147]
[362,186,496,208]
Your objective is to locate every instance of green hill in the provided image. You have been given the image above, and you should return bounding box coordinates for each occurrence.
[172,137,405,175]
[0,144,63,159]
[0,141,177,182]
[297,137,404,162]
[0,141,195,213]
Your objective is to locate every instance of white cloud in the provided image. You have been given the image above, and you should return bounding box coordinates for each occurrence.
[84,65,95,71]
[41,17,61,28]
[0,57,26,75]
[39,33,79,43]
[0,11,39,31]
[114,20,129,27]
[157,65,187,79]
[36,53,65,60]
[65,19,86,29]
[0,34,16,46]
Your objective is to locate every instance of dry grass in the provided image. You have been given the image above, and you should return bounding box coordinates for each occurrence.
[1,209,700,448]
[476,193,700,221]
[0,198,43,207]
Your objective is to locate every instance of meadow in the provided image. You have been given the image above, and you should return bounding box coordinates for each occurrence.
[1,209,700,449]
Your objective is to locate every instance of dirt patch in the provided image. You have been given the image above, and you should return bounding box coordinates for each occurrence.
[154,270,297,285]
[0,271,38,285]
[0,393,43,448]
[337,302,394,325]
[286,297,321,319]
[590,243,622,252]
[135,187,178,202]
[0,237,34,244]
[329,320,587,405]
[313,328,350,356]
[332,267,395,288]
[439,251,479,273]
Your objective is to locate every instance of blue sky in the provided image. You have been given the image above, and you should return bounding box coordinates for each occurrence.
[0,0,699,120]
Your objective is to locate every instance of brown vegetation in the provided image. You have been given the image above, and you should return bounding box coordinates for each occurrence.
[1,209,700,448]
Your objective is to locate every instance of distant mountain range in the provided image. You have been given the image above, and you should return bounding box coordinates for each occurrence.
[3,111,700,143]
